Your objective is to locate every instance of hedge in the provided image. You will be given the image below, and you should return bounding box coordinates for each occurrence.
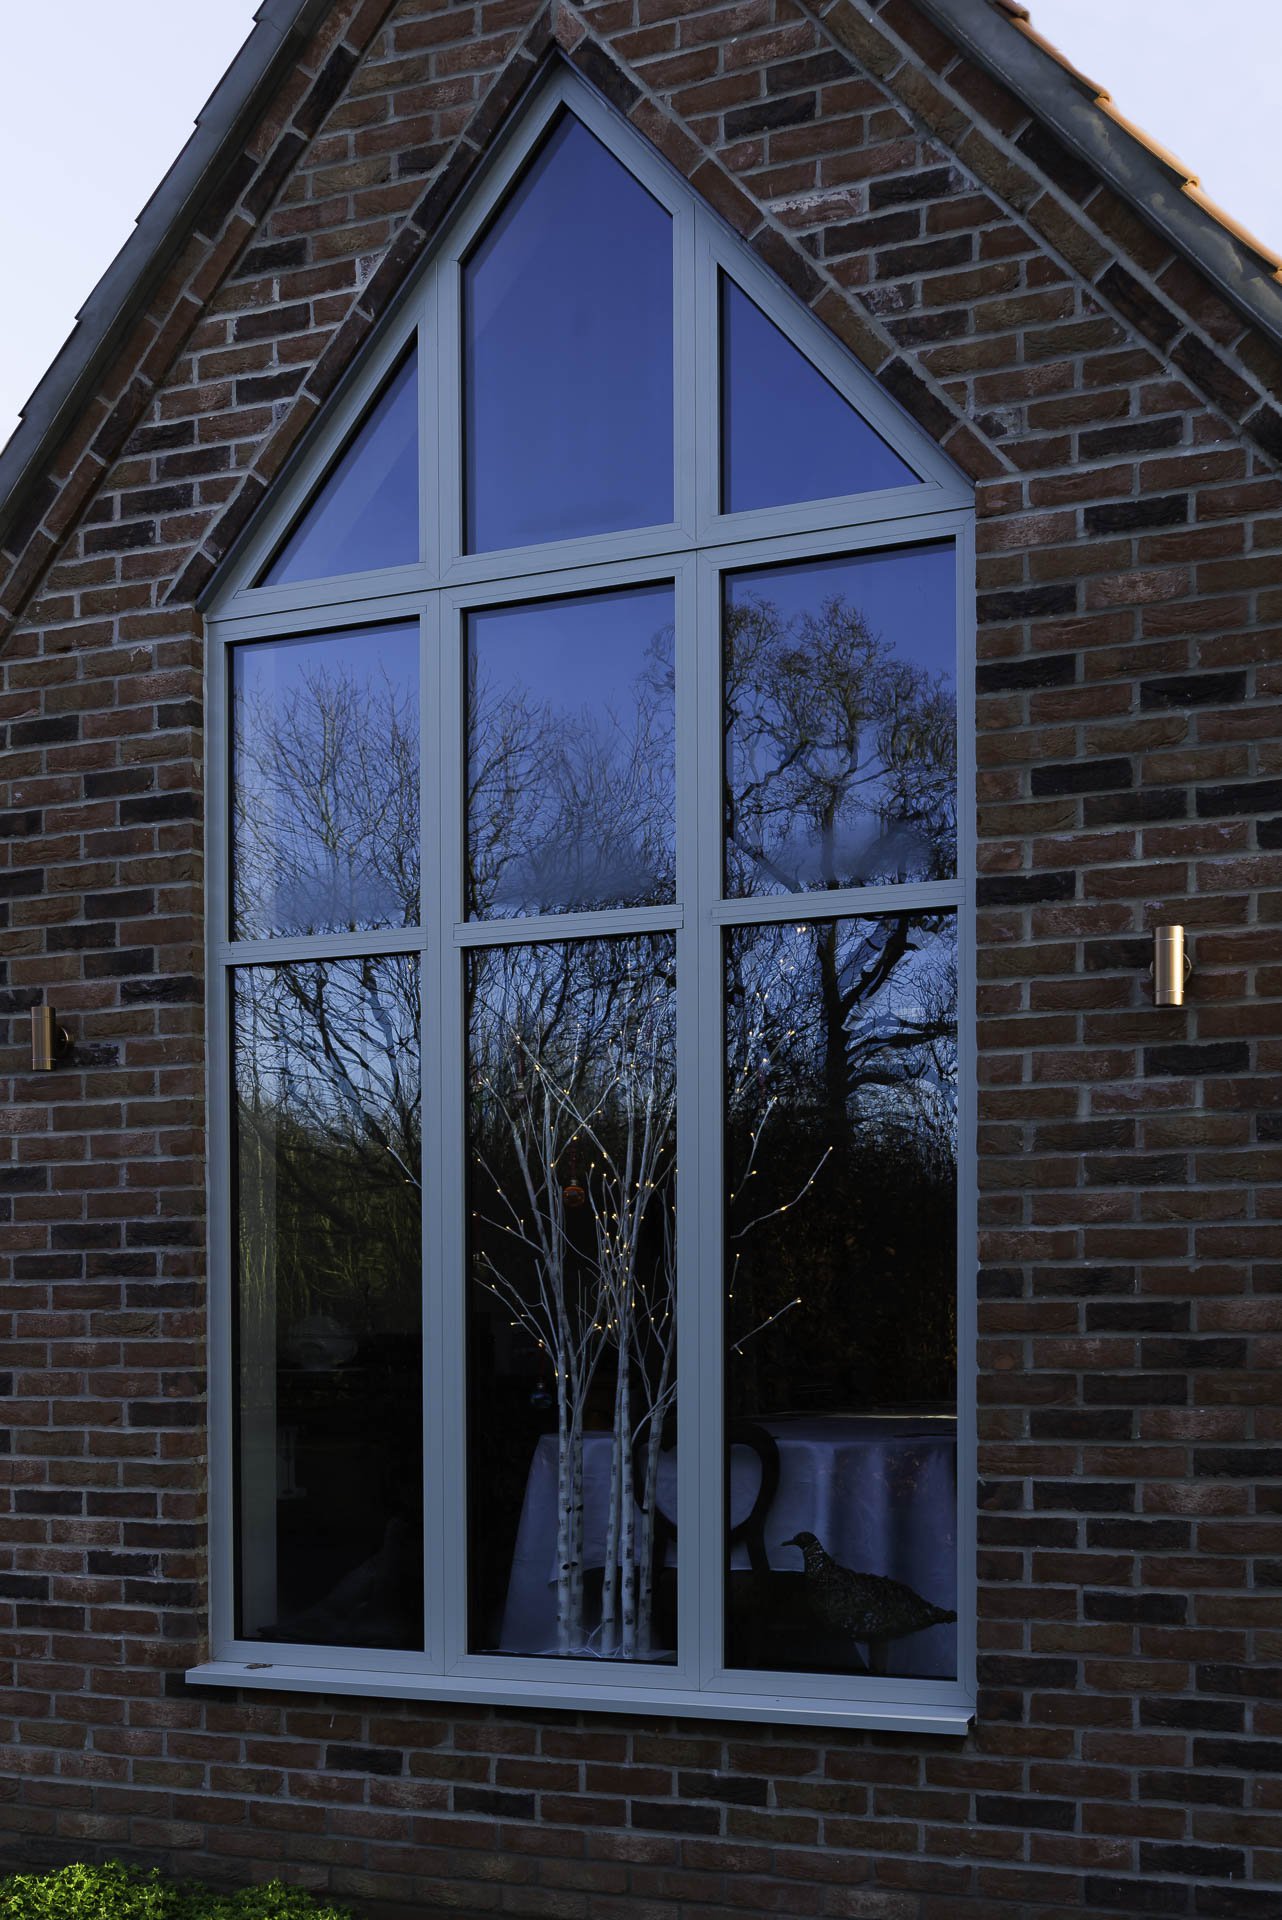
[0,1861,356,1920]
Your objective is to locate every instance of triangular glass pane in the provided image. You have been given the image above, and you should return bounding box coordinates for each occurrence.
[721,276,919,514]
[259,346,418,586]
[464,113,673,554]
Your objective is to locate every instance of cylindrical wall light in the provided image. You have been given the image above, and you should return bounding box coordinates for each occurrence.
[1153,925,1190,1008]
[30,1005,72,1071]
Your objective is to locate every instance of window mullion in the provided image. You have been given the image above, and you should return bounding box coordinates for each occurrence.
[437,239,463,580]
[421,588,451,1672]
[428,244,464,1675]
[420,594,439,1668]
[684,209,721,1687]
[692,206,719,543]
[424,259,441,580]
[673,188,699,543]
[669,555,700,1685]
[691,550,727,1687]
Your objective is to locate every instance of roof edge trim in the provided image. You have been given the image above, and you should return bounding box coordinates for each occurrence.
[0,0,329,551]
[912,0,1282,349]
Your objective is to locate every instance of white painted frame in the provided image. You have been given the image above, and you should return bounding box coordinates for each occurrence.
[195,62,976,1734]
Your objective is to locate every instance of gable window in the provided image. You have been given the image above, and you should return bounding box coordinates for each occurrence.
[197,68,975,1730]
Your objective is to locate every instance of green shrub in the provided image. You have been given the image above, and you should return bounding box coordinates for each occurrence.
[0,1860,355,1920]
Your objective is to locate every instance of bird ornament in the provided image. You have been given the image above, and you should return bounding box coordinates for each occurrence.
[785,1529,956,1674]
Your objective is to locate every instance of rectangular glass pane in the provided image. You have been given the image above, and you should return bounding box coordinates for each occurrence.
[233,954,423,1650]
[467,935,678,1662]
[723,911,957,1679]
[231,622,419,939]
[723,544,956,897]
[466,584,676,918]
[463,114,673,553]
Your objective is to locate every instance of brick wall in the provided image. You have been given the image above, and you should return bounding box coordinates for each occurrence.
[2,0,1281,1912]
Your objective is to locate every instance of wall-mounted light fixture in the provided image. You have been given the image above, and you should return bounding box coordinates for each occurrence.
[30,1005,72,1071]
[1152,925,1191,1008]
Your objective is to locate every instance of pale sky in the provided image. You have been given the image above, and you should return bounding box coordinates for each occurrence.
[0,1,1278,455]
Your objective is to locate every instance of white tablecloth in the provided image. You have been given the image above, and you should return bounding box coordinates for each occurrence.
[497,1413,956,1675]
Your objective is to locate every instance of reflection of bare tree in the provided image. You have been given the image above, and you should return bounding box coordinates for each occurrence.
[234,658,419,936]
[234,953,423,1646]
[236,954,422,1335]
[467,626,675,916]
[726,915,957,1414]
[725,593,955,894]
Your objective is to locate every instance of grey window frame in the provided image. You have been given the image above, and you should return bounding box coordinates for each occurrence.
[193,63,977,1733]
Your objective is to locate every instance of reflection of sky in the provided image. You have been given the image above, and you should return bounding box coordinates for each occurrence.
[235,622,415,692]
[726,543,954,687]
[464,114,673,552]
[261,350,418,585]
[721,278,917,513]
[468,584,675,917]
[232,622,419,938]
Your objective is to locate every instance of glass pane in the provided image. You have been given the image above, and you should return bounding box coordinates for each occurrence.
[259,348,418,586]
[233,954,423,1650]
[721,278,917,514]
[466,584,676,918]
[467,935,678,1663]
[231,621,419,939]
[723,912,957,1679]
[724,543,956,897]
[464,115,673,553]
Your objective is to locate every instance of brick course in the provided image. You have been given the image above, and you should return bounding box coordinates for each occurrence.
[2,0,1281,1913]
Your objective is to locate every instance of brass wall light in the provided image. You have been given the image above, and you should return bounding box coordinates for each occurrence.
[1152,925,1191,1008]
[30,1005,72,1071]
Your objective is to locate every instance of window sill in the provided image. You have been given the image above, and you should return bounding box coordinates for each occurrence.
[185,1659,974,1734]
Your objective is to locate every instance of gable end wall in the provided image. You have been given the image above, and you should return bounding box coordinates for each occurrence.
[1,0,1281,1913]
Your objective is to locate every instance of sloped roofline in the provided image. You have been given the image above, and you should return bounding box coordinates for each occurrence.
[917,0,1282,331]
[2,0,1280,551]
[0,0,325,547]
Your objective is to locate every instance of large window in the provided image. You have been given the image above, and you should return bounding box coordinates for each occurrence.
[199,69,975,1729]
